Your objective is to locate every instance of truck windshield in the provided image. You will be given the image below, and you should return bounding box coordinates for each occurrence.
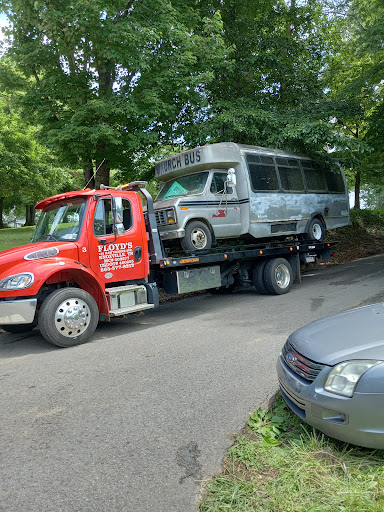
[31,198,87,242]
[156,172,209,201]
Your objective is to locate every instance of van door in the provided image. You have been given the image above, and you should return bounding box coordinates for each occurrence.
[208,172,241,237]
[87,194,149,284]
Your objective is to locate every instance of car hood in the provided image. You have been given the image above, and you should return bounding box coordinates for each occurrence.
[288,303,384,366]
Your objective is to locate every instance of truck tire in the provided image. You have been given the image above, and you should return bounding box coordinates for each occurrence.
[181,221,212,251]
[253,261,268,294]
[306,218,325,241]
[263,258,293,295]
[38,288,99,347]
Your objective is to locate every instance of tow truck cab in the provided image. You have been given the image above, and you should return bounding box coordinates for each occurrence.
[0,183,161,347]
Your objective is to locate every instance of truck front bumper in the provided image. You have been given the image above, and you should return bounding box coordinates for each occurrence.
[0,299,37,325]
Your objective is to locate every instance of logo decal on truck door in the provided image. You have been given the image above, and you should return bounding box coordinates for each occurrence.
[98,242,134,273]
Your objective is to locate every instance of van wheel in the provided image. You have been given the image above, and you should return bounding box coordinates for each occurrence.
[306,218,325,241]
[263,258,293,295]
[181,221,212,251]
[38,288,99,347]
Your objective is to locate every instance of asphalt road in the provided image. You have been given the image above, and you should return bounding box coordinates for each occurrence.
[1,254,384,512]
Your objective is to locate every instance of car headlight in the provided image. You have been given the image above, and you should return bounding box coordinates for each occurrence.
[324,360,383,397]
[166,209,177,224]
[0,273,35,290]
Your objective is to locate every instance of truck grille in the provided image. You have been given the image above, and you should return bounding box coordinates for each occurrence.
[282,340,325,382]
[155,210,167,226]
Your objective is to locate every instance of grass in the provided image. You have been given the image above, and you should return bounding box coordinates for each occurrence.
[200,396,384,512]
[0,226,35,252]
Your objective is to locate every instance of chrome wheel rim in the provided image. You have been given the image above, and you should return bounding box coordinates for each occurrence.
[191,228,208,249]
[275,264,290,289]
[54,298,90,338]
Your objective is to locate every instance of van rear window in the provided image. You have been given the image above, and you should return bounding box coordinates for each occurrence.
[324,168,345,193]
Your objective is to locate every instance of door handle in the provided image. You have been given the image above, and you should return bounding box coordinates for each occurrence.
[134,246,142,261]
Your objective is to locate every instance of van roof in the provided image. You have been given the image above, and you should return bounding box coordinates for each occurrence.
[155,142,312,181]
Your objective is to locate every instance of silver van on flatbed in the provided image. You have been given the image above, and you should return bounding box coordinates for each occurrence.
[153,142,349,251]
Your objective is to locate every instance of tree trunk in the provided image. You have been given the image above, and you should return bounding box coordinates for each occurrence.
[95,161,110,189]
[25,205,36,226]
[354,171,361,209]
[83,160,95,189]
[0,197,4,229]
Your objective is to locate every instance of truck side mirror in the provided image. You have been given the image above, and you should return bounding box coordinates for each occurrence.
[226,168,236,188]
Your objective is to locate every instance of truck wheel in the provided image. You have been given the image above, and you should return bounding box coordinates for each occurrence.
[306,218,325,241]
[181,221,212,251]
[263,258,293,295]
[38,288,99,347]
[253,261,268,294]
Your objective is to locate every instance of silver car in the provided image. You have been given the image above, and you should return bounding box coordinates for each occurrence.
[277,302,384,448]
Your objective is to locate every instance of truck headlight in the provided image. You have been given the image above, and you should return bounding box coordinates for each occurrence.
[166,209,176,224]
[324,360,382,397]
[0,273,35,290]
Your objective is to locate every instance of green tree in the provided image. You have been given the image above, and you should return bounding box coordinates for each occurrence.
[0,94,74,227]
[0,0,227,187]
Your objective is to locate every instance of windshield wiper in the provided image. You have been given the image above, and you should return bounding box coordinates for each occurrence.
[38,234,58,241]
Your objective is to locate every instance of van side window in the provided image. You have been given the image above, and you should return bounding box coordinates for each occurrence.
[301,161,327,193]
[276,158,304,193]
[324,168,345,194]
[210,173,233,194]
[246,154,279,192]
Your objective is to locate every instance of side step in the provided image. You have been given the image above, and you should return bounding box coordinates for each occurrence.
[107,284,155,317]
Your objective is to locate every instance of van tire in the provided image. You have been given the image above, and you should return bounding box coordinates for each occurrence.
[181,221,212,251]
[306,218,325,241]
[38,288,99,347]
[263,258,293,295]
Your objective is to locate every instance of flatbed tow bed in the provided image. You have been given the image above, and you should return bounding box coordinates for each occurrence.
[153,240,337,296]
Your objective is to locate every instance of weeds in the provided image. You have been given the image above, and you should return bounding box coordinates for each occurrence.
[200,395,384,512]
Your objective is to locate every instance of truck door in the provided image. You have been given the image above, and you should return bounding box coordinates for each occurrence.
[87,194,149,284]
[208,172,241,237]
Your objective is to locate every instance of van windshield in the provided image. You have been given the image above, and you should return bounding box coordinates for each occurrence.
[156,172,209,201]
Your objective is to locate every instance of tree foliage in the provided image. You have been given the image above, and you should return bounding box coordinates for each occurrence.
[0,0,227,187]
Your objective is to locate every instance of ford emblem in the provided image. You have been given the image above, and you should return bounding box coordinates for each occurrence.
[286,352,297,363]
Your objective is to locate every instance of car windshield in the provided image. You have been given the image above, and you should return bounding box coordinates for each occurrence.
[31,198,87,242]
[156,172,209,201]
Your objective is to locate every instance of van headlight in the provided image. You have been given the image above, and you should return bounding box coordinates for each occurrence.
[0,273,35,290]
[166,208,177,224]
[324,360,382,397]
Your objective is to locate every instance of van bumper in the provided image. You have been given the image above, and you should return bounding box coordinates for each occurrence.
[0,299,37,325]
[159,228,185,240]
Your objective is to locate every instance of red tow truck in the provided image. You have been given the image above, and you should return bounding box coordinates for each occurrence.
[0,182,337,347]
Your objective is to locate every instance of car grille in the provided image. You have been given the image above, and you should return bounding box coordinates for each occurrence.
[282,340,325,382]
[155,210,167,226]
